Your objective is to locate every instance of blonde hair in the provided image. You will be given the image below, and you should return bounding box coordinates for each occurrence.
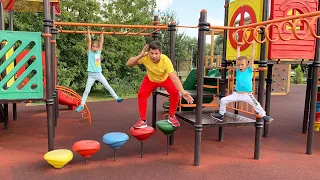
[91,41,99,47]
[237,56,248,61]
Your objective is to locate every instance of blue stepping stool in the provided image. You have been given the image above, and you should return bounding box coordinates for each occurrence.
[102,132,129,161]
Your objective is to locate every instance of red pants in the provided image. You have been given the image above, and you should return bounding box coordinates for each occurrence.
[138,75,179,120]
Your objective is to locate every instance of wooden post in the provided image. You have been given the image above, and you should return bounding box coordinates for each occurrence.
[210,30,214,68]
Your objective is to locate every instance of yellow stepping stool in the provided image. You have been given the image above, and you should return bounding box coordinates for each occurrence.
[44,149,73,168]
[315,122,320,131]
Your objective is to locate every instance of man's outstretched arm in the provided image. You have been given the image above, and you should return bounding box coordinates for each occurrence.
[168,72,194,104]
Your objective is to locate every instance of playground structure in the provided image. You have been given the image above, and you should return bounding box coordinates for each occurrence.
[1,0,320,167]
[0,0,91,128]
[200,0,300,96]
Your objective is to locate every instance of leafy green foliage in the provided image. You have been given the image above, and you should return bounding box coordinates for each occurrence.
[157,10,193,62]
[3,0,205,98]
[102,0,156,25]
[214,35,224,55]
[292,65,304,84]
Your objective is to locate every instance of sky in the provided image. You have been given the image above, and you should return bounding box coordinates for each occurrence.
[156,0,226,40]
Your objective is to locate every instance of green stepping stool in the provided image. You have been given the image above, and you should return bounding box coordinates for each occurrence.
[156,120,177,155]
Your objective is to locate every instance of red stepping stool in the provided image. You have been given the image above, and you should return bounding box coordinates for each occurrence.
[129,126,155,158]
[72,140,100,164]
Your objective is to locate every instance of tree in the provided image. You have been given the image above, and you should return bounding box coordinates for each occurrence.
[291,64,308,75]
[99,0,156,78]
[292,65,304,84]
[54,0,104,88]
[157,9,198,71]
[55,0,157,89]
[214,35,224,55]
[4,0,156,91]
[102,0,156,25]
[2,0,204,96]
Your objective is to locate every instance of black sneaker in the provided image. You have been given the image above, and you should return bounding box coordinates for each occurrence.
[211,113,224,121]
[263,116,274,124]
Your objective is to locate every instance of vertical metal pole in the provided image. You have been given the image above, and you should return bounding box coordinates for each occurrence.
[264,64,273,137]
[51,5,58,127]
[0,2,4,30]
[306,2,320,155]
[302,65,312,134]
[12,104,17,120]
[151,15,159,130]
[0,2,9,129]
[0,2,4,71]
[8,10,13,31]
[140,141,143,158]
[3,104,8,130]
[194,9,209,167]
[0,1,5,40]
[13,103,17,121]
[51,5,57,88]
[0,2,4,83]
[220,0,229,99]
[218,127,224,142]
[9,11,17,122]
[254,0,269,160]
[254,118,263,159]
[0,105,4,123]
[43,0,54,151]
[217,0,230,144]
[258,0,269,108]
[152,92,157,129]
[166,135,169,155]
[168,22,176,146]
[0,6,4,85]
[152,15,159,41]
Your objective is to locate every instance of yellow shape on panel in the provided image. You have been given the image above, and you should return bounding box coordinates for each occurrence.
[5,42,15,87]
[226,0,263,61]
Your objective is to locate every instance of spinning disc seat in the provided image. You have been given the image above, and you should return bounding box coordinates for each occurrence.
[72,140,100,164]
[156,120,177,155]
[44,149,73,169]
[102,132,129,161]
[129,126,155,158]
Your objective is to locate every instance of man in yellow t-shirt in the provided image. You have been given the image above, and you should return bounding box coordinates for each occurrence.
[126,41,194,128]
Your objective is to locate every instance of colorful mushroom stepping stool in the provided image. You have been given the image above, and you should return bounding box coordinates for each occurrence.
[44,149,73,169]
[102,132,129,161]
[156,120,177,155]
[72,140,100,164]
[129,126,155,158]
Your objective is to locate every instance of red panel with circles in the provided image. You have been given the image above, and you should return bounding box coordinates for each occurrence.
[229,5,257,51]
[268,0,318,60]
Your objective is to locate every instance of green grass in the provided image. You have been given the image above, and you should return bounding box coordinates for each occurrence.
[81,90,137,102]
[27,71,145,106]
[27,90,137,106]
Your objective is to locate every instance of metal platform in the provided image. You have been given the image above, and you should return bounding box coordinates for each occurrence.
[176,110,256,127]
[156,89,218,98]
